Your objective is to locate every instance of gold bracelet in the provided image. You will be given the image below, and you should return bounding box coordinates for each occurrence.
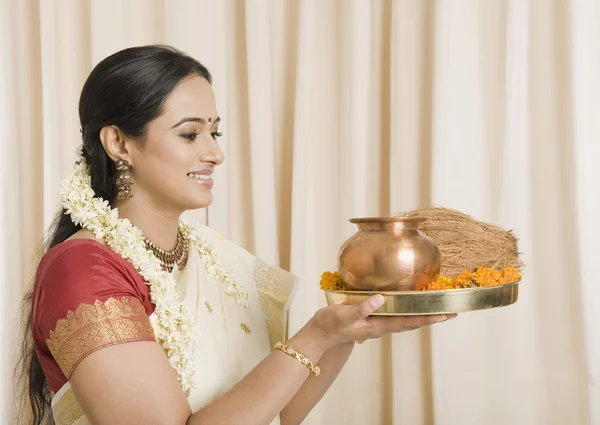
[274,342,321,377]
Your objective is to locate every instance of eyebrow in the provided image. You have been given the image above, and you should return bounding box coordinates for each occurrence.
[171,116,221,128]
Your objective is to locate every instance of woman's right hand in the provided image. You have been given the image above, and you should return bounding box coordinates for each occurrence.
[305,295,455,350]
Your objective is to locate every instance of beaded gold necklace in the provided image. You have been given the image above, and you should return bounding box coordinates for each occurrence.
[143,229,189,272]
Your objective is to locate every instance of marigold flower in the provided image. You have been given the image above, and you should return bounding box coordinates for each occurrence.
[499,267,522,283]
[319,271,348,291]
[422,275,454,290]
[453,270,475,288]
[421,266,521,291]
[473,266,503,287]
[319,265,521,293]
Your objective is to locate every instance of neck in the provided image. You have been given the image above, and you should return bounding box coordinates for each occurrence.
[114,198,181,250]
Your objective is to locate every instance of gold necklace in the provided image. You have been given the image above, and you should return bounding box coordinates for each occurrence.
[143,229,189,273]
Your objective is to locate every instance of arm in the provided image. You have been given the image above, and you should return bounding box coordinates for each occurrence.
[70,296,450,425]
[280,342,355,425]
[71,321,329,425]
[280,313,456,424]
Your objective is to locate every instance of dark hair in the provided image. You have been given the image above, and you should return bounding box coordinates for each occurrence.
[16,45,212,424]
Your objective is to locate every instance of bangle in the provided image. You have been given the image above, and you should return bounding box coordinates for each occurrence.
[274,342,321,377]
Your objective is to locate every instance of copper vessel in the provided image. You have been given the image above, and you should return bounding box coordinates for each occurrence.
[337,216,441,291]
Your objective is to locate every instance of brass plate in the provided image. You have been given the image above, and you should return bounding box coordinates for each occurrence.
[324,281,519,315]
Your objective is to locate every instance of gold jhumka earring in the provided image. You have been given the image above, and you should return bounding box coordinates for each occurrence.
[116,159,133,199]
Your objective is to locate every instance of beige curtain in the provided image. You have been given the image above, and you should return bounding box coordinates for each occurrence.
[1,0,599,424]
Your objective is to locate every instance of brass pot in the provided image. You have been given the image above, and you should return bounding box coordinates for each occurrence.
[337,216,441,291]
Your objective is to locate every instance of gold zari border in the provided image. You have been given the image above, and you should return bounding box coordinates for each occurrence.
[52,386,85,425]
[254,260,296,347]
[47,297,155,377]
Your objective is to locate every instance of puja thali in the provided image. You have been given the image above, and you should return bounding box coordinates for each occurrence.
[324,280,519,315]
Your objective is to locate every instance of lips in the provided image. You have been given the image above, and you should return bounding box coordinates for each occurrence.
[187,170,214,188]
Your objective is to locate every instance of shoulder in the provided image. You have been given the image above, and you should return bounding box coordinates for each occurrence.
[187,223,251,257]
[35,240,144,296]
[190,223,298,289]
[32,240,153,337]
[32,240,156,384]
[190,223,295,274]
[38,239,125,275]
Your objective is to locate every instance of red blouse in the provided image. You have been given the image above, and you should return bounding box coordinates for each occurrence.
[32,240,156,393]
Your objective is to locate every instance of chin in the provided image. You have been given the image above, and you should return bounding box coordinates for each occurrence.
[183,193,213,211]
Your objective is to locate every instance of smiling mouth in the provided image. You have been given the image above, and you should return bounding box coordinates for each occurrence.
[187,173,211,181]
[187,173,214,188]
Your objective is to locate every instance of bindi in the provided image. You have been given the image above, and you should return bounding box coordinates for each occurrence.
[208,117,212,123]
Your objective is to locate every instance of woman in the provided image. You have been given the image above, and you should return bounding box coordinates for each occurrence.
[18,45,454,425]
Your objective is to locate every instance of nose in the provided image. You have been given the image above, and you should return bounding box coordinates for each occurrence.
[199,134,225,166]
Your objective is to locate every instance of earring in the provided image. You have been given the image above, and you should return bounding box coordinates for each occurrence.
[115,159,133,199]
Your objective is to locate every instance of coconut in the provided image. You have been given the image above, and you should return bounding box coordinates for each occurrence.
[404,205,524,278]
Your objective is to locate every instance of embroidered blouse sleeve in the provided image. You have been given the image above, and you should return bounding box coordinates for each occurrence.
[33,242,155,383]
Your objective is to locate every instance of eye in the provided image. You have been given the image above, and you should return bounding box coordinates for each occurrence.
[211,131,223,140]
[180,131,199,142]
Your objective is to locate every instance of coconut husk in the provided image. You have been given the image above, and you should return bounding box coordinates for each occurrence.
[405,205,524,278]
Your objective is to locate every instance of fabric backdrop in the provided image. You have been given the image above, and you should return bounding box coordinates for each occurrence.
[1,1,599,424]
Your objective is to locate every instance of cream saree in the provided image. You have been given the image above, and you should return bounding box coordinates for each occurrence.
[50,227,297,424]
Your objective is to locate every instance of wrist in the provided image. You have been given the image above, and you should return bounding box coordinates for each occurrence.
[326,341,355,359]
[321,340,355,359]
[287,320,332,360]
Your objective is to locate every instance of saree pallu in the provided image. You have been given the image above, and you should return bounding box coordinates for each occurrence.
[50,228,297,424]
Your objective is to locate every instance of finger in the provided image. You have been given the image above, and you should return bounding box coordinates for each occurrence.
[338,294,385,325]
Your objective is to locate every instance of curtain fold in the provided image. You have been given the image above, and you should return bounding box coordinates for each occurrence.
[1,1,598,424]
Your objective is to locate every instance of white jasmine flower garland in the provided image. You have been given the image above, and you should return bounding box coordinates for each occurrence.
[61,154,249,391]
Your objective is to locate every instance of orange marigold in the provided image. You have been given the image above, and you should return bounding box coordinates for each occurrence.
[452,270,475,288]
[422,275,455,290]
[321,266,521,292]
[422,266,521,291]
[499,267,522,284]
[319,271,348,291]
[473,267,503,287]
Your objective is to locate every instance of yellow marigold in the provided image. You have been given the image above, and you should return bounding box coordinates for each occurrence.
[423,266,521,291]
[452,270,475,288]
[422,275,455,290]
[319,271,348,291]
[499,267,522,284]
[473,266,503,287]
